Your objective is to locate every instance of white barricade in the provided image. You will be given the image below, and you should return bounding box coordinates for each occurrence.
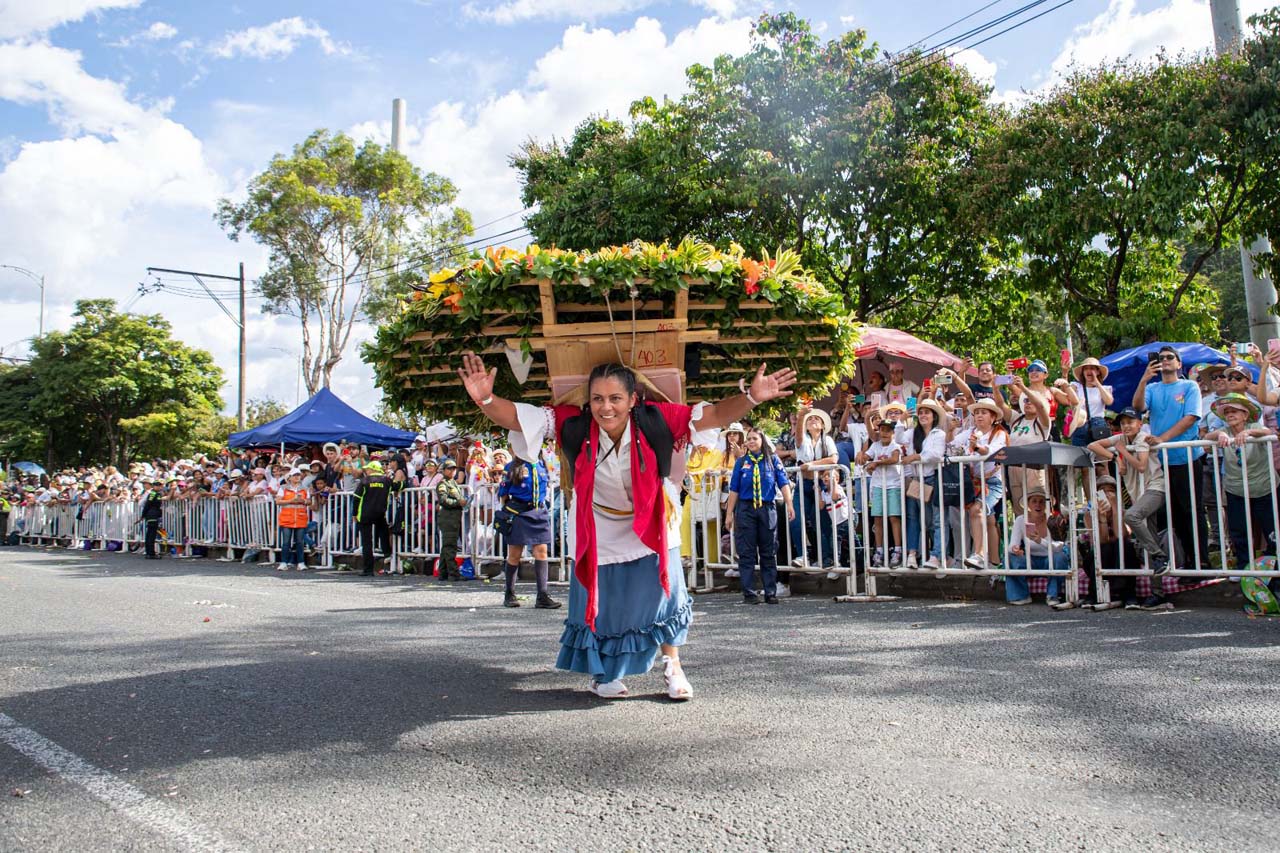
[1091,436,1280,605]
[858,451,1082,605]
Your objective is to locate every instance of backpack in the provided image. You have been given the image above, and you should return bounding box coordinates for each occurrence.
[560,403,674,488]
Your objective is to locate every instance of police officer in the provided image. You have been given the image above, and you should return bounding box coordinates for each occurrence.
[141,478,164,559]
[435,459,467,582]
[354,460,392,576]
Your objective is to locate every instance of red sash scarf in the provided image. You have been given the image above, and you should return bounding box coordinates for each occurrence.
[564,414,671,632]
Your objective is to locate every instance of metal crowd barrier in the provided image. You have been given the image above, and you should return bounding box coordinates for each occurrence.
[1090,436,1280,605]
[5,436,1279,609]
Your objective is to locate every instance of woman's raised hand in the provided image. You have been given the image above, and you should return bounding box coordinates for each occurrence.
[749,362,798,403]
[457,351,497,404]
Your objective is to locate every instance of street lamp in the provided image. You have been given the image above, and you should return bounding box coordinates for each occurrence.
[268,346,304,407]
[1,264,44,338]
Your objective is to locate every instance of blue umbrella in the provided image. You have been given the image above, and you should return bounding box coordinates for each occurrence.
[11,461,45,475]
[1098,342,1256,414]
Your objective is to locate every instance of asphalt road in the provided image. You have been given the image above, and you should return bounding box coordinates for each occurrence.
[2,547,1279,853]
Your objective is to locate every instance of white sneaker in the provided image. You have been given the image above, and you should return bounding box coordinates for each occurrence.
[890,548,902,567]
[774,583,791,598]
[1008,597,1032,606]
[587,679,628,699]
[873,548,884,566]
[905,552,919,569]
[921,556,941,570]
[662,656,692,701]
[826,570,840,580]
[790,556,806,568]
[275,563,289,572]
[964,553,989,570]
[724,568,740,578]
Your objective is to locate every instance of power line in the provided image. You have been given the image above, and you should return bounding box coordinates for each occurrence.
[893,0,1008,54]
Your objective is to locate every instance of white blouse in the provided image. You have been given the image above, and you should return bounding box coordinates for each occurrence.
[508,402,713,566]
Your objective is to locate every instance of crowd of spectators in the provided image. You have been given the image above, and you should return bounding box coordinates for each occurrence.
[5,343,1279,614]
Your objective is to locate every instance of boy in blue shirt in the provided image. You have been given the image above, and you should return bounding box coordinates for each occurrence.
[1132,346,1205,600]
[724,429,795,604]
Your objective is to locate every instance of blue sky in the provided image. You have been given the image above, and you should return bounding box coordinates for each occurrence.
[0,0,1274,415]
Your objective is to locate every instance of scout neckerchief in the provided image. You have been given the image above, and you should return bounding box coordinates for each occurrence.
[747,451,765,507]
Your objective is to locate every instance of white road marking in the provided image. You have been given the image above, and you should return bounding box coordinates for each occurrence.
[0,712,242,853]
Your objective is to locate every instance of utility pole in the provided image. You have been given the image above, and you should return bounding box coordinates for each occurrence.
[1210,0,1280,348]
[239,262,247,429]
[146,264,248,430]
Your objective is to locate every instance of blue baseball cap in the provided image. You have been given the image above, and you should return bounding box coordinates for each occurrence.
[1028,359,1048,374]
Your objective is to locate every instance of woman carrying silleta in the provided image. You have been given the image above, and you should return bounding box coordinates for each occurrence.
[457,353,796,701]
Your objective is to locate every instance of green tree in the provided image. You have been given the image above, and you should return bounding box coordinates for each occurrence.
[0,299,224,468]
[967,55,1264,352]
[217,129,471,394]
[513,14,1005,324]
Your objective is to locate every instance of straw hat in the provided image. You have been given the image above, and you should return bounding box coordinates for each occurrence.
[969,398,1003,418]
[880,401,908,419]
[916,398,948,426]
[1211,391,1261,421]
[1072,357,1109,382]
[800,408,832,435]
[1022,486,1049,508]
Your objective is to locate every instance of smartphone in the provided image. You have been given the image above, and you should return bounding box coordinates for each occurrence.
[1060,349,1072,370]
[1269,338,1280,354]
[995,374,1015,386]
[852,394,866,404]
[1147,352,1160,365]
[1006,358,1029,370]
[938,374,954,386]
[906,396,918,412]
[1236,342,1251,356]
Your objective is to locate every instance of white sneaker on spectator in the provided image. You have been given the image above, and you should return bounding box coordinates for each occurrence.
[826,570,840,580]
[724,568,740,578]
[774,583,791,598]
[275,563,289,572]
[890,547,903,567]
[905,552,919,569]
[921,556,941,570]
[1008,597,1032,606]
[790,556,807,568]
[872,548,884,566]
[964,553,990,570]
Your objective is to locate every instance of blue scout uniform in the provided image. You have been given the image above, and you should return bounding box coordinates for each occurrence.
[728,451,790,600]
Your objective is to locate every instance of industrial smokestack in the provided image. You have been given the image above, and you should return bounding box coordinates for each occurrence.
[391,98,406,152]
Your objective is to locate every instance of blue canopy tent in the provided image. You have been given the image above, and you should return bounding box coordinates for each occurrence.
[1099,342,1258,413]
[228,387,418,450]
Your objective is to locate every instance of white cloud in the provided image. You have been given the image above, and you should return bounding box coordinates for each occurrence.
[355,15,753,231]
[142,21,177,40]
[464,0,742,24]
[212,17,350,60]
[952,47,997,88]
[0,0,141,39]
[464,0,651,24]
[1048,0,1276,83]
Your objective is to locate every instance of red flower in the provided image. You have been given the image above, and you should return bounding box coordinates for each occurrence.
[741,258,764,296]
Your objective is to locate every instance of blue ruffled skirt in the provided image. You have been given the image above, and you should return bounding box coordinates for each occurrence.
[556,548,692,683]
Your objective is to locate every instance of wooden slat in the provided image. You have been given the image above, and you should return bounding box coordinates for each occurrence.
[541,318,687,339]
[509,328,718,351]
[538,279,557,327]
[406,325,526,342]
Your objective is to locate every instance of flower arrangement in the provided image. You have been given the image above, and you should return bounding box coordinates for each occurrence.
[365,238,860,429]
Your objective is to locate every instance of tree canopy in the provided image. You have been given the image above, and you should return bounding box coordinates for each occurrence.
[502,11,1280,370]
[0,299,224,467]
[217,129,472,393]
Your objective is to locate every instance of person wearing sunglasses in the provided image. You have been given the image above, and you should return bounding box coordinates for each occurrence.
[1132,346,1207,573]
